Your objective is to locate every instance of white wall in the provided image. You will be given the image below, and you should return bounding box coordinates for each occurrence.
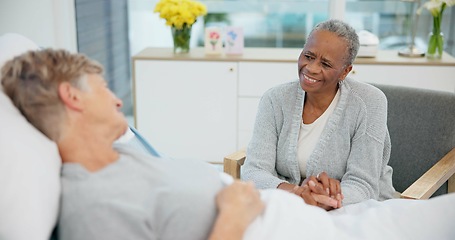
[0,0,77,52]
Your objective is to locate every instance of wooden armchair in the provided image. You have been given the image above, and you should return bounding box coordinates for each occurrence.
[224,84,455,200]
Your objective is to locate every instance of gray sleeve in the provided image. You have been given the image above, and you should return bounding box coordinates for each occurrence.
[58,203,156,240]
[242,90,286,189]
[341,87,390,205]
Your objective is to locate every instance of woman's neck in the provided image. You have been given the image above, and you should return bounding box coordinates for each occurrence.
[303,87,338,124]
[58,129,119,172]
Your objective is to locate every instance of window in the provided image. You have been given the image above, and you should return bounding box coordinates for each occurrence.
[76,0,132,115]
[344,0,454,53]
[50,0,454,124]
[129,0,454,55]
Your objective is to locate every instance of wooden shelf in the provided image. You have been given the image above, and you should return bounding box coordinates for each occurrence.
[133,47,455,66]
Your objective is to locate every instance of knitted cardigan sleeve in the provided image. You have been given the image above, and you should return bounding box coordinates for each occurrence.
[241,82,300,189]
[241,91,284,189]
[338,82,394,205]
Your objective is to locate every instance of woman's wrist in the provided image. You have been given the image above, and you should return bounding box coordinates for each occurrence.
[277,182,296,192]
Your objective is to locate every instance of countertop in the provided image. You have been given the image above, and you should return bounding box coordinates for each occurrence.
[133,47,455,66]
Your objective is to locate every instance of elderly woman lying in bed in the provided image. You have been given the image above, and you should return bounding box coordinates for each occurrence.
[2,49,454,240]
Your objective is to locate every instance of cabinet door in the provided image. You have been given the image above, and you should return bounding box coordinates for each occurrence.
[238,97,260,148]
[134,60,237,163]
[237,61,298,148]
[349,65,455,93]
[238,62,298,97]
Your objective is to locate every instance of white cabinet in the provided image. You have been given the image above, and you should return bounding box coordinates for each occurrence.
[349,65,455,92]
[238,97,261,149]
[133,47,455,163]
[134,60,237,163]
[238,62,298,97]
[237,62,298,148]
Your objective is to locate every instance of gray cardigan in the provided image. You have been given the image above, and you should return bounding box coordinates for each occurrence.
[242,79,395,205]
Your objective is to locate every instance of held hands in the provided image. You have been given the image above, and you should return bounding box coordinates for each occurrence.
[280,172,343,210]
[301,172,343,210]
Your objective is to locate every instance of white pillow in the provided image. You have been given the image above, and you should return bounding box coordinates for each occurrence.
[0,33,61,240]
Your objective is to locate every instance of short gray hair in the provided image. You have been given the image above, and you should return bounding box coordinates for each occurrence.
[1,49,102,141]
[306,19,359,66]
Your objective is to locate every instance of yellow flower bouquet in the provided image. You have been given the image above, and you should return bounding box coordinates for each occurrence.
[154,0,207,53]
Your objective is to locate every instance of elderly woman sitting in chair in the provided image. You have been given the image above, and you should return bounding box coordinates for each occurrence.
[241,19,395,210]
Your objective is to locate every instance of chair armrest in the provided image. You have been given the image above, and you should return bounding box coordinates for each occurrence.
[223,148,246,179]
[223,147,455,198]
[401,147,455,200]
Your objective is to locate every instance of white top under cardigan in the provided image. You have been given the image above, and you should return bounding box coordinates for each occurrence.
[241,79,395,205]
[297,89,340,178]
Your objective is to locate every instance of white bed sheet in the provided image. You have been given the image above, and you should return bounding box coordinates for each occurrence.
[243,189,455,240]
[217,173,455,240]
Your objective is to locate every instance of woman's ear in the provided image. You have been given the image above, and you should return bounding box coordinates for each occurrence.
[58,82,83,111]
[339,65,353,81]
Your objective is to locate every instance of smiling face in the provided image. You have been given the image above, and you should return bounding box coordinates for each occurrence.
[82,73,128,140]
[298,30,352,96]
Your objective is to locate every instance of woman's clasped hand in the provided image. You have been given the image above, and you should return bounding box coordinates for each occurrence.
[282,172,343,210]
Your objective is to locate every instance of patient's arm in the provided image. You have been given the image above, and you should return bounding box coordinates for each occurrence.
[209,181,264,240]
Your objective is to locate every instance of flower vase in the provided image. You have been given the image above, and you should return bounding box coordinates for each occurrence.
[171,25,192,54]
[427,16,444,59]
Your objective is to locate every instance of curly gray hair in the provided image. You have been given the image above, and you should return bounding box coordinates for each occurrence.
[306,19,360,66]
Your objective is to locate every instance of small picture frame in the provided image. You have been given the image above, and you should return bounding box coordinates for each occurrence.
[225,26,244,55]
[205,27,223,55]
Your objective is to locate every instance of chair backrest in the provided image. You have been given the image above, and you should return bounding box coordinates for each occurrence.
[375,84,455,197]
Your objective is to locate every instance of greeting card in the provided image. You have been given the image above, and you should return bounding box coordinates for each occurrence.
[225,26,244,55]
[205,27,222,55]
